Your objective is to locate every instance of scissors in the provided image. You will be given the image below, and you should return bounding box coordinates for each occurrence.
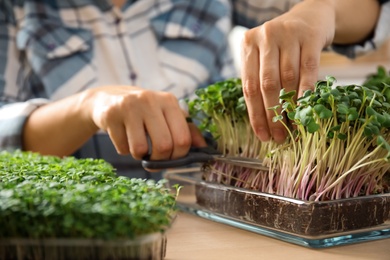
[141,146,269,171]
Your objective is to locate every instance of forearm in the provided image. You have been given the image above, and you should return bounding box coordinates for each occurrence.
[290,0,380,44]
[331,0,380,44]
[23,92,98,157]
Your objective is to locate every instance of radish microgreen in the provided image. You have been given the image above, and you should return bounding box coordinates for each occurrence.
[188,67,390,201]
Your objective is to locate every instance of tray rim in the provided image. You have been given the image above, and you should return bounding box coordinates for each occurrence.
[164,167,390,248]
[164,167,390,205]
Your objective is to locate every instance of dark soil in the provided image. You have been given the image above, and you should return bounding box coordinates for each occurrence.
[195,183,390,236]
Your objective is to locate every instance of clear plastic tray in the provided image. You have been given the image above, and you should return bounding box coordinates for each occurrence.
[164,167,390,248]
[0,232,166,260]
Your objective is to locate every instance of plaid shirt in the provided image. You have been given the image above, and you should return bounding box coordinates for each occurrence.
[0,0,389,154]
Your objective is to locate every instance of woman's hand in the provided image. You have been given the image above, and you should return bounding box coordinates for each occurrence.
[23,85,206,160]
[240,0,380,143]
[84,86,206,161]
[241,0,336,143]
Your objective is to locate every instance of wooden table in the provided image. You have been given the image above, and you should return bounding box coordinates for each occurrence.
[165,212,390,260]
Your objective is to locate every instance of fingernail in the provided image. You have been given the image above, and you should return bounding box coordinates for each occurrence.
[256,127,270,142]
[272,128,286,143]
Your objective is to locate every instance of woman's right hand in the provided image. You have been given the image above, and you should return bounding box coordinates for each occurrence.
[240,0,381,144]
[83,86,206,161]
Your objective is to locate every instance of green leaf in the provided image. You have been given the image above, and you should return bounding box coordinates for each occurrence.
[320,92,331,102]
[337,133,347,140]
[329,125,341,132]
[382,112,390,127]
[326,76,336,86]
[347,107,359,121]
[307,118,320,133]
[313,104,332,119]
[384,87,390,101]
[376,113,386,125]
[268,105,280,111]
[366,106,376,116]
[337,103,349,114]
[363,127,372,137]
[295,106,314,126]
[282,102,293,111]
[377,135,390,151]
[330,88,341,97]
[352,98,362,107]
[287,111,296,120]
[279,89,296,101]
[273,115,283,122]
[297,91,312,104]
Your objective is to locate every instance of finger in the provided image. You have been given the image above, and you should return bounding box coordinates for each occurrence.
[179,99,207,147]
[107,124,130,155]
[279,41,300,95]
[259,30,286,143]
[125,115,149,160]
[143,109,173,161]
[188,122,207,147]
[163,102,192,159]
[241,29,270,142]
[298,42,321,97]
[279,40,300,130]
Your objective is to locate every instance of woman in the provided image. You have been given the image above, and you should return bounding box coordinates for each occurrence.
[0,0,388,177]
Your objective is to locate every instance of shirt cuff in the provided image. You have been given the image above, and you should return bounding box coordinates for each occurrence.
[0,98,49,150]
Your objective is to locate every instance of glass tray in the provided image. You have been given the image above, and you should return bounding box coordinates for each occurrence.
[164,167,390,248]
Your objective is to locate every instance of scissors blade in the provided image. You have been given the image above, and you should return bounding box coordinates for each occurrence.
[213,155,269,171]
[142,146,269,171]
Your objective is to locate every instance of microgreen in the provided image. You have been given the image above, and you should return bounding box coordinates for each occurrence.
[0,151,178,239]
[364,65,390,90]
[187,67,390,201]
[271,70,390,201]
[187,79,277,172]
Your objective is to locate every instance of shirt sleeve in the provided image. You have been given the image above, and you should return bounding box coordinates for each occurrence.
[331,1,390,58]
[0,3,49,151]
[231,0,302,28]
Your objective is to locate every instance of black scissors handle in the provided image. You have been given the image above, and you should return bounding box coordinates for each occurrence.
[141,146,220,170]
